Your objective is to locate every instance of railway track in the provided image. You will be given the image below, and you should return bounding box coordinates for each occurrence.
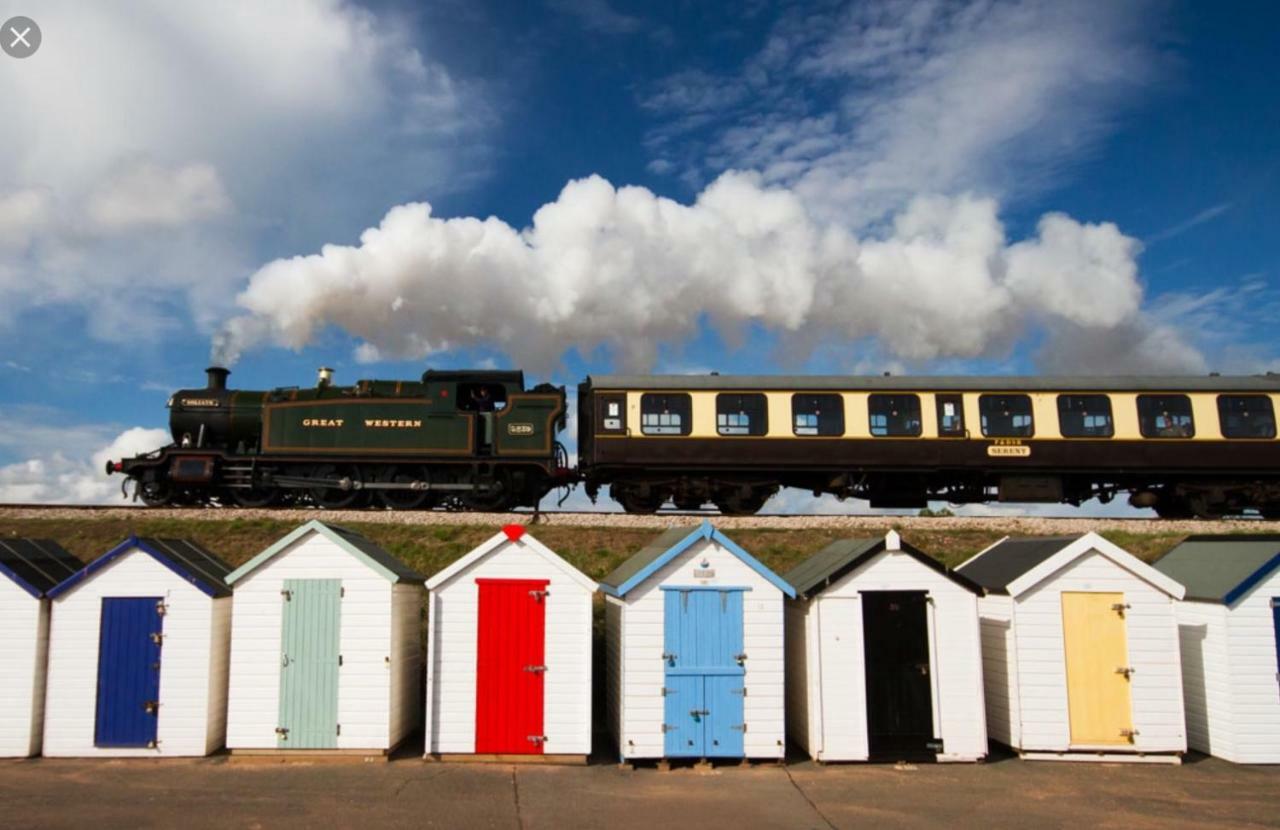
[1,503,1276,535]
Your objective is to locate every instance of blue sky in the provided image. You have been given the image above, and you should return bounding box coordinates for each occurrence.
[0,0,1276,505]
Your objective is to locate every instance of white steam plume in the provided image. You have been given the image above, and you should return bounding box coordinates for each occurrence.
[214,171,1168,373]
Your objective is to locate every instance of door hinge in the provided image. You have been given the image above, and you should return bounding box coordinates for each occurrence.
[925,739,945,753]
[661,724,677,733]
[730,687,747,696]
[1111,602,1131,616]
[526,735,547,745]
[1120,728,1138,741]
[523,664,547,673]
[337,724,342,736]
[1116,666,1135,680]
[734,652,747,666]
[281,589,292,601]
[528,589,549,601]
[155,600,168,616]
[275,727,289,739]
[340,586,345,598]
[661,686,675,696]
[730,724,747,732]
[143,700,160,714]
[149,632,164,645]
[338,654,344,667]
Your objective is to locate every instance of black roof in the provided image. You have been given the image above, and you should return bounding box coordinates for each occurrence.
[599,527,691,591]
[326,523,426,583]
[585,373,1280,392]
[0,539,82,597]
[48,537,234,600]
[956,536,1079,594]
[785,537,982,599]
[1152,535,1280,604]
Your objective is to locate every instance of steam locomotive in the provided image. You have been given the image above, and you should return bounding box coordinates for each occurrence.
[110,366,1280,518]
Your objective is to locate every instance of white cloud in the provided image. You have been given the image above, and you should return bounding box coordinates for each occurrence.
[85,161,231,232]
[0,188,52,249]
[0,418,169,505]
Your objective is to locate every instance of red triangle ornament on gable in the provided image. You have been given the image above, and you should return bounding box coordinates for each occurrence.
[502,524,526,542]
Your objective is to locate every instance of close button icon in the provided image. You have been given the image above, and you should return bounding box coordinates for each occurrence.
[2,16,41,59]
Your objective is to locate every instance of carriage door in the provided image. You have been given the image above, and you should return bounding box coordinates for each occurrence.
[596,393,627,435]
[278,579,342,749]
[95,597,164,748]
[1062,592,1134,746]
[475,579,548,754]
[862,592,934,755]
[936,394,965,437]
[662,588,746,758]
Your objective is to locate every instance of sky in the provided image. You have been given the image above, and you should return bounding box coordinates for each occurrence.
[0,0,1277,509]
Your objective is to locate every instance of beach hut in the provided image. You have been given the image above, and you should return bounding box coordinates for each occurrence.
[1153,534,1280,763]
[0,539,80,757]
[957,532,1186,762]
[224,521,423,755]
[784,531,987,762]
[600,521,795,762]
[424,525,596,761]
[42,537,233,757]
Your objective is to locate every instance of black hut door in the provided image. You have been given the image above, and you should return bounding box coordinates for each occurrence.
[862,591,934,755]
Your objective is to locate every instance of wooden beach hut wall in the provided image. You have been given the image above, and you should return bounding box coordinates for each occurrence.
[600,521,796,762]
[1153,535,1280,763]
[424,524,596,760]
[957,532,1186,762]
[43,538,233,757]
[224,520,424,755]
[0,539,80,757]
[784,531,988,762]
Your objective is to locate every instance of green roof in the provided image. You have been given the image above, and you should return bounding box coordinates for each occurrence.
[585,373,1280,392]
[1152,535,1280,604]
[599,527,693,592]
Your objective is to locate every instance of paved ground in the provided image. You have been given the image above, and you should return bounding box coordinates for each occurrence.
[2,746,1277,829]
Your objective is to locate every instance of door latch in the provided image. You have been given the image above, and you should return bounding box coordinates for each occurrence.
[689,708,709,717]
[149,632,164,645]
[143,700,159,714]
[528,589,549,601]
[275,727,289,739]
[661,652,677,665]
[1116,666,1135,680]
[155,601,168,616]
[281,589,292,601]
[1119,728,1138,741]
[526,735,547,745]
[734,652,748,666]
[523,665,547,673]
[1111,602,1131,616]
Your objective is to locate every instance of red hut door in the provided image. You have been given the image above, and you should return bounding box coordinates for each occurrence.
[475,578,548,754]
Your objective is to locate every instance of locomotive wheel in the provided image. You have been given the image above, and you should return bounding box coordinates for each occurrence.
[138,480,172,507]
[378,466,434,511]
[309,464,364,509]
[229,485,280,508]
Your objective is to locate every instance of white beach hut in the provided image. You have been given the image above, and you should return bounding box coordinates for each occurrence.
[1153,534,1280,763]
[0,539,80,757]
[43,537,233,757]
[224,521,423,755]
[600,521,796,762]
[784,531,988,762]
[424,524,596,761]
[957,532,1186,762]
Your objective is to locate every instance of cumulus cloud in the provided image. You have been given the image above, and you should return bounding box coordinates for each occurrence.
[213,170,1163,373]
[0,425,169,505]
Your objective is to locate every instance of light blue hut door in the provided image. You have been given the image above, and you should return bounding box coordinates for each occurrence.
[662,588,746,757]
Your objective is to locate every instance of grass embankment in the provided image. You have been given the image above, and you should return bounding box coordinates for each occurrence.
[0,516,1208,576]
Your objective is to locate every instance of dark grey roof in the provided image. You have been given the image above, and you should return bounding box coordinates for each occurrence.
[599,527,691,591]
[325,523,426,583]
[0,539,82,597]
[137,538,234,597]
[1152,535,1280,604]
[957,536,1079,594]
[585,374,1280,392]
[785,537,983,598]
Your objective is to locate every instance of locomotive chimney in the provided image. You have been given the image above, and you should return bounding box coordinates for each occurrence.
[317,367,334,388]
[206,366,230,391]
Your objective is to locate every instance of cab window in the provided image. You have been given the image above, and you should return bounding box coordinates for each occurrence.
[1057,394,1114,438]
[868,394,922,437]
[792,394,844,436]
[640,393,691,436]
[1217,395,1276,439]
[457,382,508,412]
[717,393,768,436]
[979,394,1034,437]
[1137,394,1194,438]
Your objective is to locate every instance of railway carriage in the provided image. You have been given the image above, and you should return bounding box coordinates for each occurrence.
[577,374,1280,518]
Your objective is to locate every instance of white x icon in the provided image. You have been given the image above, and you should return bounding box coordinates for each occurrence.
[8,26,30,48]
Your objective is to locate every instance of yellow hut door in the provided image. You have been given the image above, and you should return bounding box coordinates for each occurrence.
[1061,592,1135,746]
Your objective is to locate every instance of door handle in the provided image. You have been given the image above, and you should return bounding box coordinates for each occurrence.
[662,652,677,665]
[1116,666,1134,680]
[690,709,709,717]
[281,655,290,668]
[523,665,547,673]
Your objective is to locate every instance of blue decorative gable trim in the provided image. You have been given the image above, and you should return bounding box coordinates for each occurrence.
[606,520,796,599]
[1224,551,1280,606]
[48,536,220,600]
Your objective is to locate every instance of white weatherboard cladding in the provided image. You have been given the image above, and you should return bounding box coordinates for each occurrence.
[976,594,1020,747]
[786,550,987,762]
[1222,570,1280,763]
[425,539,592,755]
[1002,549,1185,754]
[1175,600,1233,759]
[226,533,403,750]
[614,538,786,760]
[0,577,45,757]
[42,550,230,757]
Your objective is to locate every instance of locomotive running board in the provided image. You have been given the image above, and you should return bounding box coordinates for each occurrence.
[267,475,490,492]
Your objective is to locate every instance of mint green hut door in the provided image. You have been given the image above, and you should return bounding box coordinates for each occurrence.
[278,579,342,748]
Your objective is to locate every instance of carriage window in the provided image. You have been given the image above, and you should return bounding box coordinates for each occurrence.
[979,395,1034,437]
[1217,395,1276,439]
[717,393,768,436]
[792,394,844,436]
[1137,394,1195,438]
[868,394,922,437]
[1056,395,1114,438]
[640,393,691,436]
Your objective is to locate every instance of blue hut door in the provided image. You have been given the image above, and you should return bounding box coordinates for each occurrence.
[95,597,164,748]
[662,588,745,758]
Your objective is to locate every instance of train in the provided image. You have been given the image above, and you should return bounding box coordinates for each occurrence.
[109,366,1280,519]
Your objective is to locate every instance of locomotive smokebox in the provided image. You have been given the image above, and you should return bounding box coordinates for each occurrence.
[206,366,230,391]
